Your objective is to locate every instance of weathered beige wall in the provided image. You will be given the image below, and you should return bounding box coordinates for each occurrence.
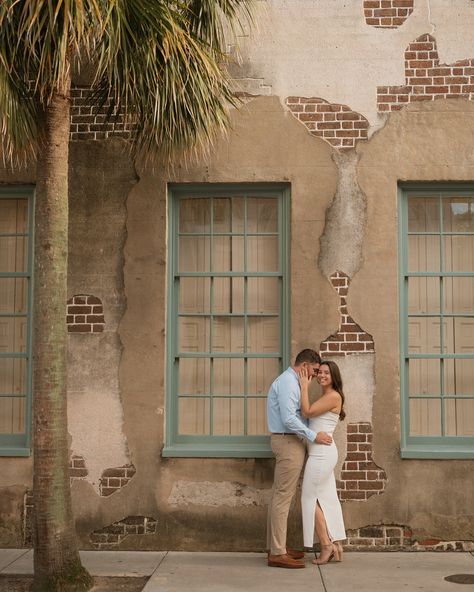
[350,99,474,540]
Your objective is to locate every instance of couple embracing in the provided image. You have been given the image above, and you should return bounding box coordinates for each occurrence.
[266,349,346,568]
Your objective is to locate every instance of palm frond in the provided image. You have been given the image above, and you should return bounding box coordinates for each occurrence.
[93,0,252,158]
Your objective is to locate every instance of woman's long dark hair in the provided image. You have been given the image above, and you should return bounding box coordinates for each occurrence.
[320,360,346,421]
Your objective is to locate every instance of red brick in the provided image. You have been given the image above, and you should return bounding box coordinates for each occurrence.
[347,444,358,452]
[364,0,380,7]
[73,296,87,304]
[340,490,367,500]
[345,481,359,490]
[286,97,301,104]
[68,305,92,315]
[425,85,449,93]
[341,342,365,351]
[319,122,339,130]
[348,433,367,442]
[346,462,358,470]
[66,315,74,323]
[341,471,367,480]
[68,324,92,332]
[358,423,372,433]
[346,452,366,461]
[300,97,323,104]
[317,103,342,112]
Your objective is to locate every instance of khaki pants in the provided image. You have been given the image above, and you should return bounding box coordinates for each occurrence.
[266,434,306,556]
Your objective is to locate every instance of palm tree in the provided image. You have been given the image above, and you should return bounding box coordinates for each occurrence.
[0,2,251,590]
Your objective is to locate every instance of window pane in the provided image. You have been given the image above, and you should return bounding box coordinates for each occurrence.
[443,197,474,232]
[0,278,28,314]
[408,235,440,272]
[213,278,244,314]
[453,318,474,354]
[213,358,244,395]
[213,198,231,232]
[409,399,441,436]
[444,235,474,272]
[0,199,28,233]
[178,358,210,395]
[213,398,244,435]
[248,357,280,395]
[247,198,278,233]
[179,317,210,352]
[247,277,279,314]
[179,236,210,272]
[247,398,268,435]
[247,236,279,272]
[0,237,28,273]
[0,358,26,395]
[0,396,26,434]
[179,278,210,314]
[247,317,279,353]
[408,359,440,396]
[443,277,474,314]
[408,317,441,354]
[231,198,245,233]
[0,317,28,353]
[408,196,439,232]
[408,277,439,314]
[444,359,474,395]
[178,397,210,435]
[179,198,210,233]
[212,317,244,353]
[445,399,474,436]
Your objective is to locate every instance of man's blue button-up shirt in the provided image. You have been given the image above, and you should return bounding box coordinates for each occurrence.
[267,366,316,443]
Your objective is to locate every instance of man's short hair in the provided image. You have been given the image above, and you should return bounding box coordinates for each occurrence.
[294,349,321,366]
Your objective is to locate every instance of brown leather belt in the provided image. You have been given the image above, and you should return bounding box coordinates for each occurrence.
[271,432,296,436]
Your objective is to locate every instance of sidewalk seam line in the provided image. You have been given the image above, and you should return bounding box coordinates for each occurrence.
[317,564,328,592]
[0,548,32,574]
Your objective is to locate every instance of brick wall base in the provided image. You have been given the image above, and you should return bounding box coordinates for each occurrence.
[90,516,158,550]
[344,525,473,552]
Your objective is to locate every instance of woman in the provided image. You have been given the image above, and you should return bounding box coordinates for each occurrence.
[298,360,346,565]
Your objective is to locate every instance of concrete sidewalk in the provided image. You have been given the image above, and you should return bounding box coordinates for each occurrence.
[0,549,473,591]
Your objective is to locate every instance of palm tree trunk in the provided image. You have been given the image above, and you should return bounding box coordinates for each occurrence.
[32,73,93,592]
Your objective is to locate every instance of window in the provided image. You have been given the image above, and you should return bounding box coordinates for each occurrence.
[164,184,289,457]
[0,187,34,455]
[399,185,474,458]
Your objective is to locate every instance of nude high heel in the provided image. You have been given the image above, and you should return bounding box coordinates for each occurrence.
[312,544,335,565]
[333,541,343,562]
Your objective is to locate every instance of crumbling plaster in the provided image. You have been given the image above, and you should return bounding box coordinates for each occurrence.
[232,0,474,127]
[67,140,137,492]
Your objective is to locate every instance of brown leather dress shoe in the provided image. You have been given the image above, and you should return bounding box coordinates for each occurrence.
[286,548,305,560]
[268,554,305,568]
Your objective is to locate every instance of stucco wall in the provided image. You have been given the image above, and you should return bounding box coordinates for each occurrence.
[1,0,473,551]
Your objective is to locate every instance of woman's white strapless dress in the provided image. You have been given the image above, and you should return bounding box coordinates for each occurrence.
[301,411,346,546]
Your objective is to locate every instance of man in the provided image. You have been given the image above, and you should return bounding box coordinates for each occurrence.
[266,349,332,568]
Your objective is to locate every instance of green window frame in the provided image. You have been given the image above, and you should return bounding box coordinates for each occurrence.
[164,183,290,457]
[0,186,35,456]
[399,183,474,459]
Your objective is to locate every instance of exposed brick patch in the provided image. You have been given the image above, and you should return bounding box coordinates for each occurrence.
[69,454,88,484]
[377,34,474,111]
[286,97,369,150]
[70,87,133,141]
[364,0,414,29]
[99,464,137,497]
[345,525,473,551]
[320,271,375,356]
[67,294,105,333]
[90,516,158,550]
[22,489,34,547]
[337,422,387,501]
